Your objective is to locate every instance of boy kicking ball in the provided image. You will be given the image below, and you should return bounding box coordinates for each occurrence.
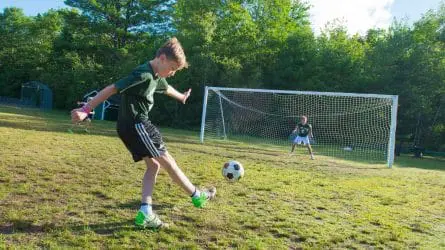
[71,37,216,230]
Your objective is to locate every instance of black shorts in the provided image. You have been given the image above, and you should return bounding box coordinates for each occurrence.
[117,120,167,162]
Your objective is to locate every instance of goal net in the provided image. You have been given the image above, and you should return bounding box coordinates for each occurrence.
[200,87,398,167]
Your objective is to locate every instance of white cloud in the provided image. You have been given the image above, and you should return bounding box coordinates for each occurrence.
[307,0,395,35]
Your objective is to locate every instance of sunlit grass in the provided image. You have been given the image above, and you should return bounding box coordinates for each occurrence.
[1,105,444,249]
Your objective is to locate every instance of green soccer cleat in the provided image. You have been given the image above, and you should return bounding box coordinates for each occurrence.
[192,187,217,208]
[134,211,167,231]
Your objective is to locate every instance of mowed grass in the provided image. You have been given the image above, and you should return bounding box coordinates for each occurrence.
[1,105,445,249]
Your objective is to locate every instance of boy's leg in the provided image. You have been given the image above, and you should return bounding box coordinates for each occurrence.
[306,144,315,159]
[132,121,215,208]
[155,152,195,194]
[141,157,161,204]
[155,151,216,207]
[135,157,164,230]
[290,143,296,153]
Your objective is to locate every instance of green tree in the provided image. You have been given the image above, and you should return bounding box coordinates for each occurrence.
[0,8,63,97]
[64,0,171,48]
[312,21,366,92]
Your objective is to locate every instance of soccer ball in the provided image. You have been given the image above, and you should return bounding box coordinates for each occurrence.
[222,160,244,181]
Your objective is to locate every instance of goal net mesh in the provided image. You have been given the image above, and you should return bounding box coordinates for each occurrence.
[201,87,396,164]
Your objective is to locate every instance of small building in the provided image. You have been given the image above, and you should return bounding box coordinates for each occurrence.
[20,81,53,110]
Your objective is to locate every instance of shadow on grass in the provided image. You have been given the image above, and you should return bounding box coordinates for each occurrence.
[0,219,135,235]
[0,220,53,234]
[202,136,393,167]
[201,138,445,170]
[0,200,174,235]
[0,118,117,137]
[394,154,445,171]
[0,105,192,140]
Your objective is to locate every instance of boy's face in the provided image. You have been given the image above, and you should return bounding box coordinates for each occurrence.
[300,117,307,124]
[157,54,180,78]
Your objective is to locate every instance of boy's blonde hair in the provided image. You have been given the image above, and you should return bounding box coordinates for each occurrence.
[156,37,188,70]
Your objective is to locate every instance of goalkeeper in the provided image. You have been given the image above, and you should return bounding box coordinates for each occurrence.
[290,116,315,160]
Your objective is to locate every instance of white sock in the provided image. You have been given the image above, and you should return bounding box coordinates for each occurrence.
[140,203,152,215]
[191,188,201,199]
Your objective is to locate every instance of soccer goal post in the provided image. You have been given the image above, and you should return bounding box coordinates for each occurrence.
[200,86,398,168]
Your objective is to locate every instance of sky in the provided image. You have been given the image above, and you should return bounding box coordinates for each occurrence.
[1,0,443,35]
[307,0,443,34]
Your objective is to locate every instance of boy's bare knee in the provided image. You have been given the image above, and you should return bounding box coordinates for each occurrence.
[143,157,161,170]
[154,153,174,169]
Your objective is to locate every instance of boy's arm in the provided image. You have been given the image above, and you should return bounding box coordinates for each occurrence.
[165,85,191,104]
[71,84,118,123]
[309,125,314,138]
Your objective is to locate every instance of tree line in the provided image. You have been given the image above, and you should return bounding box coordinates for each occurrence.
[0,0,444,151]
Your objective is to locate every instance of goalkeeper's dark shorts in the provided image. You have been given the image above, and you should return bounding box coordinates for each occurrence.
[117,120,167,162]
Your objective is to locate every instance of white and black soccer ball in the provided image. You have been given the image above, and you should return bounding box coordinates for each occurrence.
[222,160,244,181]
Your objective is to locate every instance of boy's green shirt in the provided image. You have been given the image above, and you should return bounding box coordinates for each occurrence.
[114,62,169,124]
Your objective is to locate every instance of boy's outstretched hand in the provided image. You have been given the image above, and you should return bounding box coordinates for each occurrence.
[71,108,88,123]
[182,88,191,104]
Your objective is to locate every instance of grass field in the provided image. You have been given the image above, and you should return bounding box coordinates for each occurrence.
[1,105,445,249]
